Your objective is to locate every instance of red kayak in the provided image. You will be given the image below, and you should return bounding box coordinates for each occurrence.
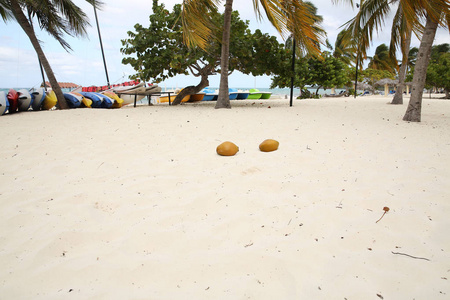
[7,89,19,113]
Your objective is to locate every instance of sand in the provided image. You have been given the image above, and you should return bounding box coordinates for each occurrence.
[0,95,449,299]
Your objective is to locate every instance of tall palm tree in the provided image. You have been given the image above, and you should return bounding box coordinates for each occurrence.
[181,0,325,109]
[1,0,102,109]
[335,0,449,121]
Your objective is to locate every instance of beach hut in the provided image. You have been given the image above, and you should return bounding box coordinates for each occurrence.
[375,79,398,97]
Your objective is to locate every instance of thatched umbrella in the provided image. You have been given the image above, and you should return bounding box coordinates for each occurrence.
[375,78,399,97]
[354,82,373,91]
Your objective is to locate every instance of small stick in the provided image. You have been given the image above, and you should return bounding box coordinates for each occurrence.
[391,251,430,261]
[376,207,390,223]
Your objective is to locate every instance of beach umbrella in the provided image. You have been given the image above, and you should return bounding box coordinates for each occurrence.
[375,78,399,97]
[354,82,373,91]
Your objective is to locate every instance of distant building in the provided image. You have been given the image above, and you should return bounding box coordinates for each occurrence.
[42,82,81,89]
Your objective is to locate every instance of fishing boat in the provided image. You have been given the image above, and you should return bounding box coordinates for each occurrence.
[247,88,263,100]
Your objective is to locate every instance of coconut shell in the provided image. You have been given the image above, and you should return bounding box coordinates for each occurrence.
[216,141,239,156]
[259,139,279,152]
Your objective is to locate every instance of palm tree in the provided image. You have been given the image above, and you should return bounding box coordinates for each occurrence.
[1,0,102,109]
[367,44,397,72]
[335,0,449,121]
[181,0,325,109]
[332,29,357,66]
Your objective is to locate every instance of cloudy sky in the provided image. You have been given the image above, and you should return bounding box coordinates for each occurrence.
[0,0,448,89]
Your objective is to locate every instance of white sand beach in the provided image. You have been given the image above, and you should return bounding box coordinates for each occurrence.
[1,95,449,299]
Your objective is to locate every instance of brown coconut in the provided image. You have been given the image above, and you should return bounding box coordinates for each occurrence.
[216,141,239,156]
[259,139,279,152]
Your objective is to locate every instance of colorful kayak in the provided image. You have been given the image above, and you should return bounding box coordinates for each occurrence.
[17,89,33,111]
[102,91,124,108]
[30,88,46,111]
[247,88,262,100]
[63,92,82,108]
[71,92,92,108]
[93,92,113,108]
[42,90,57,110]
[7,89,19,113]
[0,91,9,115]
[79,92,102,108]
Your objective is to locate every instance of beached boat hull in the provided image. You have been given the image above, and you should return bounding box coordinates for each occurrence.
[42,90,57,110]
[247,88,263,99]
[159,94,190,103]
[260,92,272,99]
[189,93,205,102]
[236,92,249,100]
[7,89,19,113]
[18,89,33,111]
[30,88,46,111]
[247,93,262,99]
[0,91,9,115]
[92,92,113,108]
[79,92,102,108]
[63,93,82,108]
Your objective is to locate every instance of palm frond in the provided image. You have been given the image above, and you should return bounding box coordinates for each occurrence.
[0,0,13,21]
[181,0,220,49]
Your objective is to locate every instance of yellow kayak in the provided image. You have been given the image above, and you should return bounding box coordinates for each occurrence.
[159,94,190,103]
[42,90,57,110]
[102,91,124,108]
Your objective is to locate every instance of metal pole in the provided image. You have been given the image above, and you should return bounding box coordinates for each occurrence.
[93,3,110,88]
[354,51,358,98]
[289,38,296,107]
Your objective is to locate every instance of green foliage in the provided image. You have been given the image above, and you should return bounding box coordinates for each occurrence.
[120,1,288,84]
[271,52,349,91]
[426,52,450,93]
[367,43,397,73]
[362,68,395,87]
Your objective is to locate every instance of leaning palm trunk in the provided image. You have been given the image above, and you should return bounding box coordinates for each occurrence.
[391,29,412,105]
[9,0,68,109]
[403,15,438,122]
[215,0,233,109]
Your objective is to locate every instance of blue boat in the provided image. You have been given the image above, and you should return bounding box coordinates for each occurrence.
[236,91,249,100]
[201,88,217,101]
[63,92,81,108]
[92,92,113,108]
[79,92,103,108]
[229,88,239,100]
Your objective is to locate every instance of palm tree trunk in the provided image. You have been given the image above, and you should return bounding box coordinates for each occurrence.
[392,29,412,105]
[403,16,438,122]
[215,0,233,109]
[9,0,68,109]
